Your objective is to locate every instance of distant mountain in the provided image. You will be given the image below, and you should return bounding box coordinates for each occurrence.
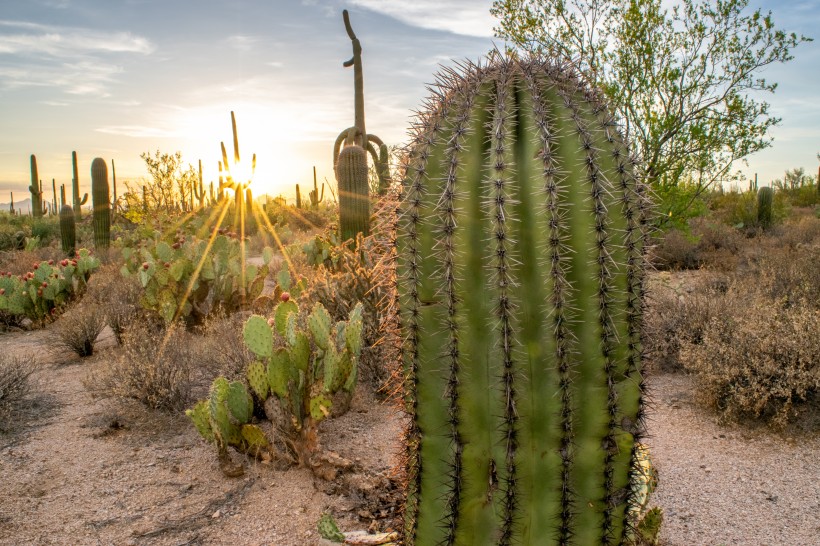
[0,197,32,214]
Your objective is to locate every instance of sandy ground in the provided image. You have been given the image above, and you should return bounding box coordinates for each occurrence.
[1,326,818,545]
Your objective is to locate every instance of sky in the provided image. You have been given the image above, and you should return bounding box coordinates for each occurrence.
[0,0,818,205]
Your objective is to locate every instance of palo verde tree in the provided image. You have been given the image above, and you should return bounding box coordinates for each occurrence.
[123,150,198,220]
[492,0,811,225]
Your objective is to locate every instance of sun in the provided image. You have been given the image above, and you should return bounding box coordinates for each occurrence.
[175,104,311,201]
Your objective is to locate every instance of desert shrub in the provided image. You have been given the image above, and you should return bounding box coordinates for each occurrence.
[772,214,820,251]
[85,323,196,412]
[53,302,106,358]
[0,355,34,432]
[194,312,255,379]
[690,218,742,270]
[29,217,59,245]
[649,229,700,270]
[643,276,729,373]
[84,262,142,344]
[681,304,819,429]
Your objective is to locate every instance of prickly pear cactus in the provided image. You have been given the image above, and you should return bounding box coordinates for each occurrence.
[90,158,110,250]
[59,204,76,256]
[396,56,650,544]
[188,299,364,472]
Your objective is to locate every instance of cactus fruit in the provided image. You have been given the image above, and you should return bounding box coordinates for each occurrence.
[59,204,76,256]
[90,158,111,250]
[336,141,370,241]
[29,155,44,218]
[72,151,89,220]
[396,56,650,544]
[757,186,773,229]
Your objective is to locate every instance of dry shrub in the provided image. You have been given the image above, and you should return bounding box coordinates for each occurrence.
[0,355,34,432]
[53,302,105,358]
[84,262,142,344]
[649,229,700,270]
[772,214,820,251]
[194,312,255,379]
[681,304,819,429]
[691,218,742,271]
[86,323,196,412]
[643,276,728,373]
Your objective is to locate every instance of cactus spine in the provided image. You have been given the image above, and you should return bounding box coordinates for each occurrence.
[396,56,650,545]
[59,204,76,256]
[757,186,773,229]
[90,158,111,250]
[72,151,88,220]
[29,155,44,218]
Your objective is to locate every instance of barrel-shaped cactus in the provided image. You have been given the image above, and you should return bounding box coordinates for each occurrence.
[336,143,370,241]
[90,158,110,250]
[757,186,773,229]
[59,204,76,256]
[396,56,650,545]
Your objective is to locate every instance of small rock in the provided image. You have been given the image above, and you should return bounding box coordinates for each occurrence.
[212,510,221,519]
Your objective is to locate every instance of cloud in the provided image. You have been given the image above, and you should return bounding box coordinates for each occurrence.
[347,0,495,37]
[0,60,123,96]
[95,125,178,138]
[0,20,153,97]
[0,20,154,56]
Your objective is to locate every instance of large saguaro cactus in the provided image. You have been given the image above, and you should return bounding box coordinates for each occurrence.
[90,158,110,250]
[333,10,390,241]
[396,56,651,545]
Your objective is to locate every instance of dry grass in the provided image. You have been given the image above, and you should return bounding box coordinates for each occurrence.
[0,355,35,432]
[84,262,143,344]
[53,302,105,358]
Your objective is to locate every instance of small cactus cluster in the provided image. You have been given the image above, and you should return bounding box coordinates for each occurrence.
[309,166,325,208]
[120,234,270,324]
[187,299,363,474]
[0,250,100,323]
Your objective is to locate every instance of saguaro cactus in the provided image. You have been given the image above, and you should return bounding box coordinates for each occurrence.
[332,9,391,240]
[90,158,111,250]
[757,186,773,229]
[309,166,324,208]
[72,151,88,220]
[29,155,44,218]
[396,56,650,545]
[336,131,370,241]
[59,204,76,256]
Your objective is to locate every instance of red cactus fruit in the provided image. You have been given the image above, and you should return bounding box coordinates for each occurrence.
[280,292,290,302]
[142,262,150,270]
